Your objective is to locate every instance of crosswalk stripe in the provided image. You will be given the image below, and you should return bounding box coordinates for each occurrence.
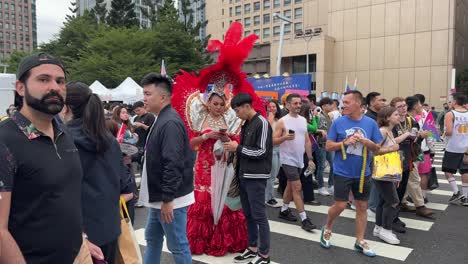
[134,228,281,264]
[276,199,434,231]
[429,189,454,197]
[267,220,413,261]
[406,202,448,211]
[135,219,413,262]
[436,171,461,177]
[319,177,455,204]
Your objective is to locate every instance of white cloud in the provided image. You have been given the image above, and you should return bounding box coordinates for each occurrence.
[36,0,73,45]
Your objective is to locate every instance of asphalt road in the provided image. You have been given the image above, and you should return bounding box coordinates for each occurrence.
[133,142,468,264]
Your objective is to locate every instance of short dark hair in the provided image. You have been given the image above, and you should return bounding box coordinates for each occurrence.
[231,93,253,108]
[366,92,381,106]
[306,94,316,103]
[406,96,420,111]
[414,93,426,104]
[286,93,302,103]
[452,93,467,106]
[344,90,365,106]
[319,97,333,107]
[133,101,144,109]
[141,73,173,95]
[422,103,429,107]
[431,106,435,110]
[443,103,448,106]
[333,99,340,107]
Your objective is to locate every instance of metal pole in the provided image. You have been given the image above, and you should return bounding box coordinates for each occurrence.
[306,39,309,74]
[276,21,286,76]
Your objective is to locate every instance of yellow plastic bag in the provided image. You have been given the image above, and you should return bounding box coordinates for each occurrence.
[372,151,402,182]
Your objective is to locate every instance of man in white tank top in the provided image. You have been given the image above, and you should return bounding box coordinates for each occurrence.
[273,94,317,232]
[442,93,468,206]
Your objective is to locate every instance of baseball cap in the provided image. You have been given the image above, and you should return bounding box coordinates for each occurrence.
[17,53,66,80]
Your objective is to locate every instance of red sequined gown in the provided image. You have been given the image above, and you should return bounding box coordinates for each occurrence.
[187,130,248,256]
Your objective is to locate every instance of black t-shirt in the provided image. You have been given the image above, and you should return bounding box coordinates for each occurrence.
[0,112,83,264]
[134,113,155,147]
[392,115,419,170]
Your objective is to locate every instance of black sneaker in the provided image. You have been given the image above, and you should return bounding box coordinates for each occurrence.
[460,197,468,206]
[279,208,297,222]
[234,249,257,263]
[265,199,280,208]
[424,197,429,204]
[301,217,317,232]
[392,221,406,233]
[394,218,406,228]
[248,255,270,264]
[449,191,463,204]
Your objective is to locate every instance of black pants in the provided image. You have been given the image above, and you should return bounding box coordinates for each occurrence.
[301,153,316,202]
[240,178,270,256]
[397,170,410,202]
[99,239,118,264]
[374,180,400,229]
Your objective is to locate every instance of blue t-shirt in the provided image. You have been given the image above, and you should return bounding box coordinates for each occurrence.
[327,115,383,178]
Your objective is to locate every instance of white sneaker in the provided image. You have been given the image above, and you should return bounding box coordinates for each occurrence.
[350,203,356,210]
[372,226,381,237]
[378,228,400,245]
[328,186,334,195]
[367,209,376,218]
[318,187,330,196]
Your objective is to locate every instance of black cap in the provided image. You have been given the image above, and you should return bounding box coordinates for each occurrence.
[17,53,65,80]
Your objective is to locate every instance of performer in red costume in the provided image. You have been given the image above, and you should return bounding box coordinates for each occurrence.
[172,22,265,256]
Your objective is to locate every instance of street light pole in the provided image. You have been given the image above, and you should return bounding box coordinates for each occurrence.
[274,13,292,76]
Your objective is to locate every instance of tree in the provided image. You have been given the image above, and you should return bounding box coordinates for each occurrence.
[106,0,139,28]
[5,51,35,75]
[41,10,101,69]
[140,0,158,28]
[152,0,212,73]
[92,0,108,24]
[456,68,468,95]
[71,28,156,87]
[179,0,208,38]
[66,0,78,22]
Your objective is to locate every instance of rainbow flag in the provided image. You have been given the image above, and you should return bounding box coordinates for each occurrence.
[345,76,351,92]
[422,111,440,141]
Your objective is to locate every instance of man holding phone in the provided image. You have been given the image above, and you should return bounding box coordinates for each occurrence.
[274,94,317,232]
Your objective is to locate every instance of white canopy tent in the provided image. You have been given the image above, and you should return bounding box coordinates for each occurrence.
[89,80,112,101]
[110,77,144,103]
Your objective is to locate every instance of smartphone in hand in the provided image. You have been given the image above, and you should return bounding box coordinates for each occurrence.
[288,129,295,134]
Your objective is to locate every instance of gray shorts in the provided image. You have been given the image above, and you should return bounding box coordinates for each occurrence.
[281,164,301,181]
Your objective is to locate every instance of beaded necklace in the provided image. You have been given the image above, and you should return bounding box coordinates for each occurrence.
[206,114,225,130]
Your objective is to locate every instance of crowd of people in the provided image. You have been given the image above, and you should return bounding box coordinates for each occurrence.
[1,46,467,264]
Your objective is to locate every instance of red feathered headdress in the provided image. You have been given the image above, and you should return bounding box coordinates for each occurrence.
[172,22,265,130]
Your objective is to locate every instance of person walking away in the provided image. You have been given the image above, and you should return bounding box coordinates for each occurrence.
[442,93,468,205]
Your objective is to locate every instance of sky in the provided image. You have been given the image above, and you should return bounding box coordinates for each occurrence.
[36,0,72,45]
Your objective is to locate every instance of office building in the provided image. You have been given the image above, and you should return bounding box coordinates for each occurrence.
[0,0,37,59]
[206,0,468,106]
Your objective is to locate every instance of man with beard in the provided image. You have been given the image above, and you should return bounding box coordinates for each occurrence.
[274,94,317,232]
[0,53,85,263]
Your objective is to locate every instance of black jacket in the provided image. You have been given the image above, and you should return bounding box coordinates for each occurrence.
[67,119,134,246]
[145,105,194,202]
[236,113,273,179]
